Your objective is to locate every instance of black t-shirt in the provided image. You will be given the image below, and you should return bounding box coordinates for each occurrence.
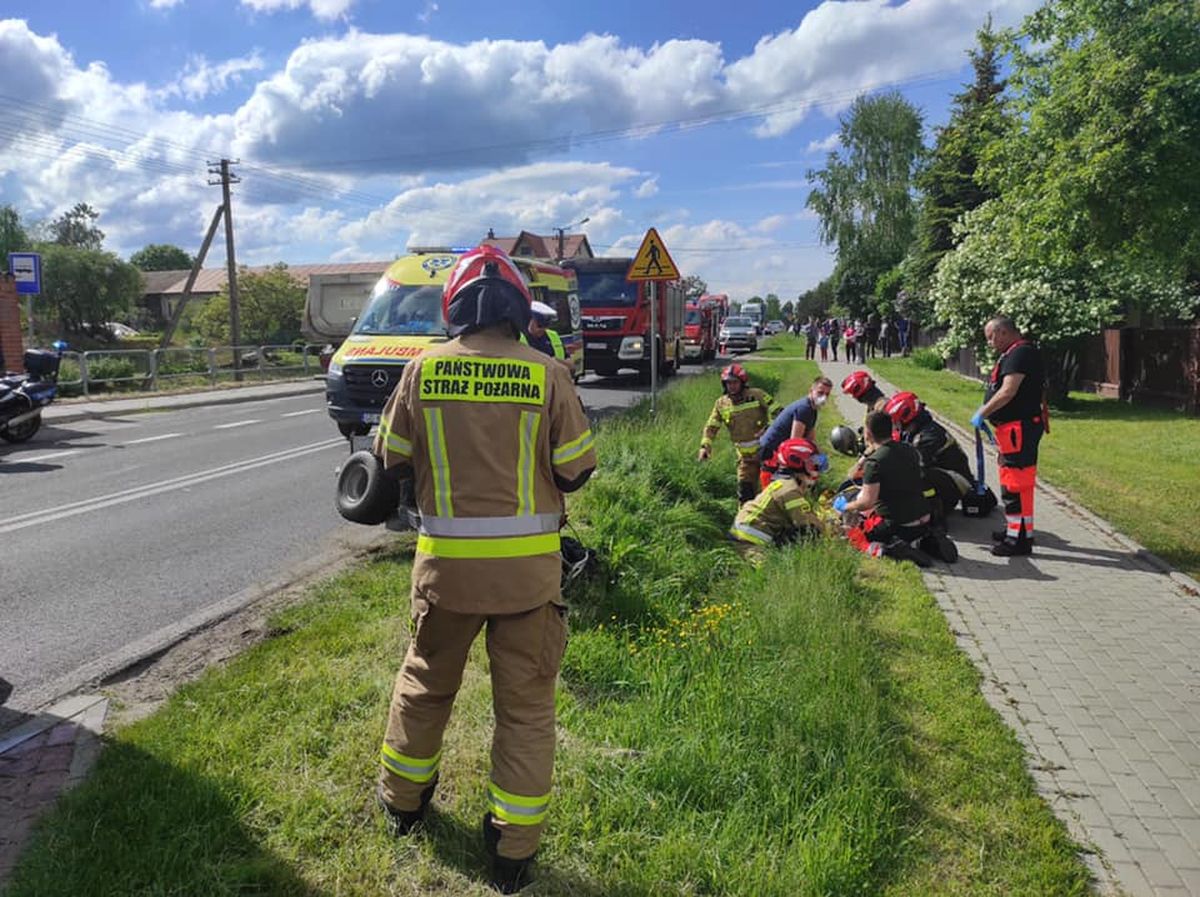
[985,342,1045,422]
[862,440,928,524]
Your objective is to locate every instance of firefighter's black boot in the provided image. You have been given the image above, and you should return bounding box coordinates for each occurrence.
[992,529,1034,545]
[991,528,1033,557]
[482,812,535,893]
[737,481,756,504]
[378,776,437,837]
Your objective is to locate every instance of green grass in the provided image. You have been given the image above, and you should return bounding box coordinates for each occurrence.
[872,357,1200,579]
[5,364,1090,896]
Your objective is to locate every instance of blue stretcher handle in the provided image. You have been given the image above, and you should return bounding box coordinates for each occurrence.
[973,426,991,494]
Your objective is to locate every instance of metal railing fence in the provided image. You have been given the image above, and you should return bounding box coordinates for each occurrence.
[55,343,326,397]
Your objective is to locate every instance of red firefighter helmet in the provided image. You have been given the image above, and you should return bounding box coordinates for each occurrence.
[774,437,825,478]
[441,245,532,336]
[841,369,875,399]
[884,391,922,427]
[720,363,749,387]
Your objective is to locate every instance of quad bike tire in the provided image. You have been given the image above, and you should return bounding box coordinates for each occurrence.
[336,450,399,525]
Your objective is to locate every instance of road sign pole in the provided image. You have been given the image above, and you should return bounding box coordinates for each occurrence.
[26,295,34,343]
[649,280,658,414]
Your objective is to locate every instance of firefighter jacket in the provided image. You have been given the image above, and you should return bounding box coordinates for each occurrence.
[701,388,776,458]
[904,410,973,487]
[373,328,596,615]
[729,477,832,546]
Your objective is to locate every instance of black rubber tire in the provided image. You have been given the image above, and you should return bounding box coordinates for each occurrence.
[338,421,371,439]
[336,450,399,525]
[0,413,41,443]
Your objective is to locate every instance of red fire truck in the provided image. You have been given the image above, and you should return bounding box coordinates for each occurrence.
[563,257,685,380]
[683,298,718,363]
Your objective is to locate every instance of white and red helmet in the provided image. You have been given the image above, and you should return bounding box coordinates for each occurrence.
[841,370,875,399]
[884,391,922,427]
[774,437,827,479]
[442,245,532,336]
[720,363,749,389]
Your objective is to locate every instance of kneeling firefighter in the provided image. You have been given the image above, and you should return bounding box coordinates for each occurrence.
[372,244,597,893]
[884,391,975,526]
[697,363,776,503]
[729,437,835,549]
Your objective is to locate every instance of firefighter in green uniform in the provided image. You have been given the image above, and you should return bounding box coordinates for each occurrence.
[697,363,777,503]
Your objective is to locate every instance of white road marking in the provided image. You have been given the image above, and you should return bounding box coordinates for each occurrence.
[123,433,183,445]
[280,409,319,417]
[9,449,81,464]
[213,419,262,429]
[0,438,343,534]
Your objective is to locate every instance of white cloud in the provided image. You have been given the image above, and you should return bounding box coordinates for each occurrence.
[417,2,438,23]
[239,0,356,21]
[754,214,789,234]
[633,177,658,199]
[162,52,266,101]
[807,132,839,153]
[148,0,184,8]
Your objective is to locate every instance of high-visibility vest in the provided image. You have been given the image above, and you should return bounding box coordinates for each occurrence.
[521,329,565,360]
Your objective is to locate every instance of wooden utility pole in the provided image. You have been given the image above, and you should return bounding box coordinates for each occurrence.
[211,158,242,380]
[159,204,224,349]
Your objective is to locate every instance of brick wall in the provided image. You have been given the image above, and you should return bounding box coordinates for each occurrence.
[0,275,24,373]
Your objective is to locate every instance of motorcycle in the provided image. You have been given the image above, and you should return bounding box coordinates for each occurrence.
[0,340,68,444]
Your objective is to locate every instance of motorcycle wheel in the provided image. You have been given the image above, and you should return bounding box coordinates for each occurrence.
[0,413,41,443]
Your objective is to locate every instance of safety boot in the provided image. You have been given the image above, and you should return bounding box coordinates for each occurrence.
[883,540,934,568]
[377,777,437,837]
[992,529,1034,545]
[991,536,1033,557]
[482,812,536,893]
[920,528,958,563]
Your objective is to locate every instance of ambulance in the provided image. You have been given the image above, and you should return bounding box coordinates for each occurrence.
[323,250,582,438]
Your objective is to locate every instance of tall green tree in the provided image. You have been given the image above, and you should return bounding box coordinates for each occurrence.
[764,293,781,321]
[807,91,925,317]
[932,0,1200,394]
[0,204,31,261]
[194,264,305,345]
[130,244,194,272]
[680,274,708,299]
[38,244,142,334]
[912,19,1006,295]
[49,203,105,250]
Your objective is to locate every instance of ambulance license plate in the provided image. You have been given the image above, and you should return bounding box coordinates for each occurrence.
[361,412,380,424]
[587,342,606,350]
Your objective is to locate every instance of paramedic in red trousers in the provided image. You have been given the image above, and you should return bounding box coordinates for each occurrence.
[971,315,1046,557]
[372,245,596,893]
[755,376,833,489]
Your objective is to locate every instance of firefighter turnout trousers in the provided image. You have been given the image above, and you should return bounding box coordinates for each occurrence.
[380,597,568,860]
[994,418,1043,542]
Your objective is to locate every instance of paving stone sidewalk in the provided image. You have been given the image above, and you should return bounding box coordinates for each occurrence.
[820,358,1200,896]
[0,696,108,887]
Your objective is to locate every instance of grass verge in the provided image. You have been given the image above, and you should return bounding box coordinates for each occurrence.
[872,357,1200,579]
[5,363,1090,896]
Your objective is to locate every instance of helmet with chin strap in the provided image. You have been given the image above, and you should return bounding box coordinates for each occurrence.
[883,391,922,427]
[774,437,827,479]
[442,245,532,337]
[720,363,749,390]
[841,369,875,399]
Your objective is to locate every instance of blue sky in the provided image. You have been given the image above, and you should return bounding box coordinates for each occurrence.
[0,0,1041,301]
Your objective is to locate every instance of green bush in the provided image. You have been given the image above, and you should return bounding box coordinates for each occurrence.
[911,347,945,370]
[86,356,139,383]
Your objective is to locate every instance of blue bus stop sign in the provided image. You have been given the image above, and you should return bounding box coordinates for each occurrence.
[8,252,42,295]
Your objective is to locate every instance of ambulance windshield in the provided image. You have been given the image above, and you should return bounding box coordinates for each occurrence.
[352,282,445,336]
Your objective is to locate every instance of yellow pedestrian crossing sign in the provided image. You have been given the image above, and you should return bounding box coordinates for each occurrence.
[626,227,680,281]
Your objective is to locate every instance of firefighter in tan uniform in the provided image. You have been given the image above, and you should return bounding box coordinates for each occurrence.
[729,438,835,555]
[372,245,596,894]
[697,363,776,503]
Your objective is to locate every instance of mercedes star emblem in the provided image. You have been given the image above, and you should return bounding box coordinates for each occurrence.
[371,369,389,388]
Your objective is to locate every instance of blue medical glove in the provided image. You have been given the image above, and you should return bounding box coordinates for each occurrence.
[970,407,986,429]
[813,453,829,472]
[832,494,849,513]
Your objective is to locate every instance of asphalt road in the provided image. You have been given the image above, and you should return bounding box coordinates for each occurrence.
[0,369,692,713]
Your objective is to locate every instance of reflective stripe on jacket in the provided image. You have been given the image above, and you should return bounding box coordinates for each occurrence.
[373,328,596,614]
[700,387,775,450]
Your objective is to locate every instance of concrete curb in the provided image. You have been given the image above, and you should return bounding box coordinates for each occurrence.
[44,379,326,425]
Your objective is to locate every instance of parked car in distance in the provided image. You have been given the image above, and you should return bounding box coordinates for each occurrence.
[718,316,758,353]
[765,320,786,335]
